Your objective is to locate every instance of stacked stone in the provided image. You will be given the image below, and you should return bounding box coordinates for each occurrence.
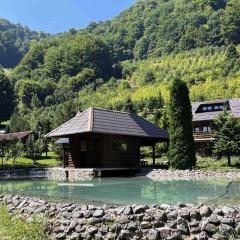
[1,194,240,240]
[146,169,240,181]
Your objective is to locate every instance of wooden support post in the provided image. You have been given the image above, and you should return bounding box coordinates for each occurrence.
[63,145,66,168]
[152,144,156,167]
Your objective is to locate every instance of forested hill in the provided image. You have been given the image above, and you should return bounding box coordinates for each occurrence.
[84,0,238,62]
[1,0,240,135]
[0,18,49,68]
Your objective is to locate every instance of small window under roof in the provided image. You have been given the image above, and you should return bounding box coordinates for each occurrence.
[196,101,229,113]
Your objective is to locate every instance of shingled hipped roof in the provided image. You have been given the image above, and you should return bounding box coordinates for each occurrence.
[192,98,240,122]
[46,107,168,140]
[0,131,32,142]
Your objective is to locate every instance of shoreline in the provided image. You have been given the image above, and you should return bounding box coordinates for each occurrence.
[1,167,240,181]
[1,193,240,240]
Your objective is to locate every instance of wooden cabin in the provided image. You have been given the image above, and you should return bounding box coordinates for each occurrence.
[192,98,240,155]
[47,107,169,168]
[0,131,32,144]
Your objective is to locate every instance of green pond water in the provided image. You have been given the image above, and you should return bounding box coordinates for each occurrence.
[0,177,240,206]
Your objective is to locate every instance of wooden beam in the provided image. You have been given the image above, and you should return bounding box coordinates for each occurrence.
[152,144,156,167]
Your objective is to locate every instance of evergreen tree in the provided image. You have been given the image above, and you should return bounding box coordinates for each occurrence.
[0,70,14,123]
[168,78,196,169]
[213,109,240,166]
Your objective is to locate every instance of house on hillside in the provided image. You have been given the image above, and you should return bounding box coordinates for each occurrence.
[0,131,32,144]
[47,107,168,169]
[192,98,240,155]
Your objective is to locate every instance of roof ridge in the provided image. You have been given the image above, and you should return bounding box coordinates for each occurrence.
[91,107,134,115]
[88,107,94,131]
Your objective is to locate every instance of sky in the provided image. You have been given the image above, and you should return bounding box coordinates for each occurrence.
[0,0,135,33]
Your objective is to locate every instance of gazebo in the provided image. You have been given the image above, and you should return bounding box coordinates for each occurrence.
[47,107,168,169]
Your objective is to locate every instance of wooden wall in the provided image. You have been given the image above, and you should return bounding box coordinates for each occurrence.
[68,134,141,168]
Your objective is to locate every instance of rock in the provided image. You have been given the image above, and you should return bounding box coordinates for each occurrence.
[153,221,165,228]
[127,221,139,230]
[222,207,235,216]
[99,225,109,234]
[68,233,80,240]
[189,220,199,228]
[198,231,208,240]
[178,222,189,235]
[119,230,131,239]
[56,233,67,240]
[147,228,160,240]
[220,218,235,226]
[119,215,130,224]
[177,203,186,208]
[72,211,82,219]
[87,226,98,235]
[82,210,92,218]
[154,211,166,222]
[218,224,233,236]
[209,214,221,225]
[167,211,178,221]
[178,210,190,220]
[190,210,202,221]
[212,233,228,240]
[69,220,78,229]
[75,225,82,233]
[159,227,172,239]
[94,233,103,240]
[93,209,104,218]
[34,206,46,214]
[200,206,212,217]
[141,221,151,229]
[203,223,216,234]
[133,205,145,214]
[160,204,170,210]
[190,226,201,234]
[123,206,133,215]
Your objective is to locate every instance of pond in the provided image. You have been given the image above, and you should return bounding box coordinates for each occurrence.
[0,177,239,206]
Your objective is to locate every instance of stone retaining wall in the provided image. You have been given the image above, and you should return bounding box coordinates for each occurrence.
[1,194,240,240]
[0,168,95,181]
[141,169,240,181]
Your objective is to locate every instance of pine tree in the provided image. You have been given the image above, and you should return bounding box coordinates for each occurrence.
[168,78,196,169]
[213,109,240,166]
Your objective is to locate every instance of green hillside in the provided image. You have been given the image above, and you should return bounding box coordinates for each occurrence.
[1,0,240,134]
[0,18,49,68]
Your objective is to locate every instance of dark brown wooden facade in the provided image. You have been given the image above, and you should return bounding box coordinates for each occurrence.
[64,133,143,168]
[192,99,240,155]
[48,107,169,169]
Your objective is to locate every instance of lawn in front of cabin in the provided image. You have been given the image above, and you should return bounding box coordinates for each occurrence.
[0,152,60,169]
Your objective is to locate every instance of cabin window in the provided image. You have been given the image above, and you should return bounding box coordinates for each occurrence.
[194,127,200,132]
[202,106,208,111]
[202,126,211,132]
[112,139,128,152]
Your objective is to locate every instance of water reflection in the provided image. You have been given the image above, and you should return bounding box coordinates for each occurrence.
[0,178,239,205]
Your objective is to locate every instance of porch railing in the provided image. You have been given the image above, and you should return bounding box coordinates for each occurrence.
[193,131,214,140]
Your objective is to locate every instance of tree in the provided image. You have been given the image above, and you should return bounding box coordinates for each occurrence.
[0,141,6,165]
[0,70,14,123]
[15,79,42,108]
[168,78,196,169]
[213,109,240,166]
[5,140,24,165]
[221,0,240,44]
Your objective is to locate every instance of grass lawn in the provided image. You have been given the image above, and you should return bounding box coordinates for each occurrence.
[196,156,240,170]
[145,156,240,170]
[0,205,49,240]
[0,152,60,169]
